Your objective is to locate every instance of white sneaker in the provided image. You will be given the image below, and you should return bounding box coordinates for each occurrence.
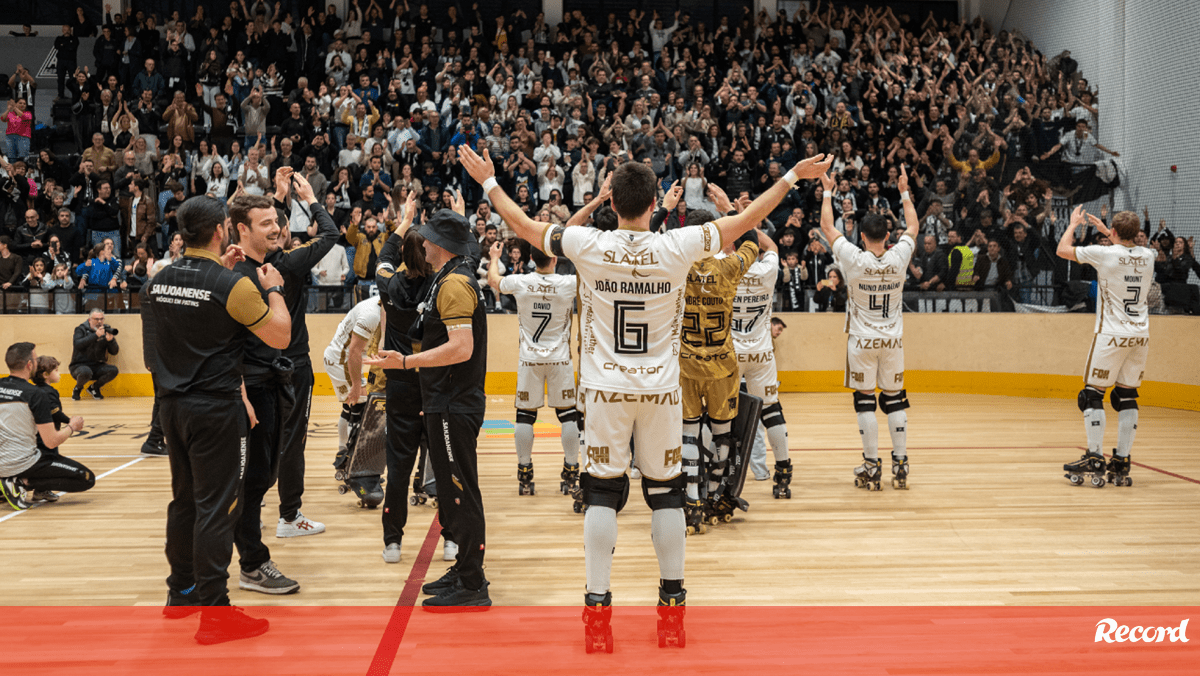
[382,543,401,563]
[276,512,326,538]
[443,540,458,561]
[630,468,642,480]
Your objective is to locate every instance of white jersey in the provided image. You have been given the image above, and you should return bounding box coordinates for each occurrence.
[499,271,577,362]
[732,250,779,355]
[325,297,382,360]
[546,222,723,394]
[832,234,915,339]
[1076,244,1154,337]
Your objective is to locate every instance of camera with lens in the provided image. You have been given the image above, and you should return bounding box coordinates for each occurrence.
[104,325,119,336]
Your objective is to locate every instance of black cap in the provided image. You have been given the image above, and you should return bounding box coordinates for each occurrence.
[419,209,474,257]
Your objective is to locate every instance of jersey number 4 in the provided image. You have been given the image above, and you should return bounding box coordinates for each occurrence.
[869,294,891,319]
[683,311,727,348]
[614,301,648,354]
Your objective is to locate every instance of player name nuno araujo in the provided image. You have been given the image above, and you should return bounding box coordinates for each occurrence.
[1094,618,1189,643]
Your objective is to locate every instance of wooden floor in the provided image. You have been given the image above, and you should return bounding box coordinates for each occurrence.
[3,392,1199,607]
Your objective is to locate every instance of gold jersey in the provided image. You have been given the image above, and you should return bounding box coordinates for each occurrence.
[680,240,758,380]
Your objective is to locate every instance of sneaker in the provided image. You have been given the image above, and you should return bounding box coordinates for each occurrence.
[630,468,642,480]
[30,489,59,503]
[71,388,82,401]
[443,540,459,561]
[163,586,202,619]
[421,567,460,596]
[276,512,326,538]
[753,473,770,481]
[88,385,104,400]
[238,560,300,595]
[194,606,270,645]
[382,543,401,564]
[140,442,168,456]
[422,579,491,611]
[1,477,30,511]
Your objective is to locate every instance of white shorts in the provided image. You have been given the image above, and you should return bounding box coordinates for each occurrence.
[737,351,780,406]
[323,348,363,404]
[1084,333,1149,389]
[516,360,577,409]
[581,387,682,482]
[845,335,905,392]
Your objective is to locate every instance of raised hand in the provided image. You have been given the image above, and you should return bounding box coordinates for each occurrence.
[818,170,836,192]
[1068,205,1086,229]
[662,180,683,211]
[257,262,284,289]
[897,163,910,193]
[221,244,247,269]
[459,145,496,184]
[792,153,833,180]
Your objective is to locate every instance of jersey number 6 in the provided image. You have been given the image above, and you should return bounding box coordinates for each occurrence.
[614,301,648,354]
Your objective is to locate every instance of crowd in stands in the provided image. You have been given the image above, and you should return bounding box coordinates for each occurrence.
[1,1,1197,314]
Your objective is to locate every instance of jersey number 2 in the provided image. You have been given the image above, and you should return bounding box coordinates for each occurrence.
[1124,286,1141,317]
[614,301,648,354]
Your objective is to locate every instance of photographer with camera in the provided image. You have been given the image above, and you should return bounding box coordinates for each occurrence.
[69,309,119,400]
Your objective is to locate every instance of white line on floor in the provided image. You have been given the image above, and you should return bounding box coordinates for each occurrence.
[0,457,146,524]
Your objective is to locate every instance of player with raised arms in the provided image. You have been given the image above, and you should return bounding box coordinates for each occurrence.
[459,142,830,649]
[818,165,920,491]
[1056,207,1153,487]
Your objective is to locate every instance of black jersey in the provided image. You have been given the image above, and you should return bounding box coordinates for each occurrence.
[418,258,488,414]
[376,231,432,364]
[150,249,274,398]
[270,201,340,368]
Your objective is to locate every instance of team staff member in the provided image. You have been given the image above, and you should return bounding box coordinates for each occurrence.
[267,170,340,539]
[150,195,291,645]
[368,209,490,609]
[227,188,305,595]
[374,194,457,564]
[0,343,92,512]
[138,281,167,456]
[69,309,119,400]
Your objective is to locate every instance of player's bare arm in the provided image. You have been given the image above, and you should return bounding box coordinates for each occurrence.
[566,174,612,227]
[367,327,473,370]
[460,145,551,251]
[897,164,920,241]
[486,241,504,298]
[817,170,841,245]
[756,229,777,254]
[1056,205,1088,263]
[714,154,831,245]
[345,331,369,404]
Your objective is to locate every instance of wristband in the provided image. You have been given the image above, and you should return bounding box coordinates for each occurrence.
[822,190,833,199]
[482,177,499,193]
[265,285,284,297]
[403,355,407,370]
[900,191,911,202]
[783,169,799,185]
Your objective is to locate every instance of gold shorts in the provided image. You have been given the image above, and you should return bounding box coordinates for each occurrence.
[681,369,740,422]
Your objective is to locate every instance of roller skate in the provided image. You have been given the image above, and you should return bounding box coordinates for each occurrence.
[891,453,909,490]
[582,592,613,654]
[853,455,882,491]
[517,463,536,496]
[1064,451,1106,487]
[684,499,707,535]
[560,463,580,495]
[656,587,686,648]
[704,494,736,525]
[332,448,351,482]
[772,460,793,499]
[1106,452,1132,487]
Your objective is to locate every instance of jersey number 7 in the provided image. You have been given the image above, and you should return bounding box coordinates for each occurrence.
[531,311,552,342]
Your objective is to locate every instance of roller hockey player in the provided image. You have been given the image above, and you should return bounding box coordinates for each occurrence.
[819,165,919,490]
[458,141,832,652]
[732,230,792,499]
[1056,207,1152,488]
[323,296,384,505]
[487,241,580,497]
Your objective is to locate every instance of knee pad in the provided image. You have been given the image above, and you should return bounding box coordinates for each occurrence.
[555,407,579,424]
[879,390,910,414]
[516,409,538,426]
[761,402,786,428]
[1077,387,1104,412]
[642,474,686,510]
[853,391,877,413]
[1110,387,1139,411]
[580,473,630,512]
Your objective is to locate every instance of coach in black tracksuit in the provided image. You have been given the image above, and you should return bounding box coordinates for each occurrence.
[375,224,441,551]
[151,196,290,611]
[268,184,339,530]
[369,209,490,608]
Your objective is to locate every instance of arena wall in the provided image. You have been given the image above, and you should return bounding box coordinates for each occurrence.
[3,313,1198,411]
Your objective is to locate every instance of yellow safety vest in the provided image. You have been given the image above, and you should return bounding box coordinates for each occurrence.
[951,245,975,287]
